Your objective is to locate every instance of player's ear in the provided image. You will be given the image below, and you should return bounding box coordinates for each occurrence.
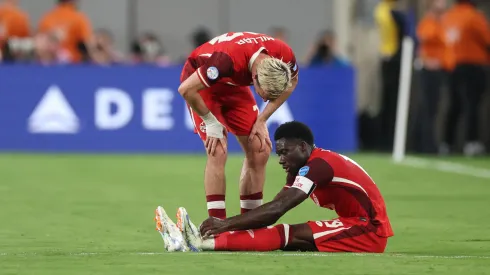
[300,141,308,152]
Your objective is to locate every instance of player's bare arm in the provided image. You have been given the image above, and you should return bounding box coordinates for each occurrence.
[249,55,299,150]
[251,75,299,150]
[178,72,227,155]
[272,185,291,201]
[252,75,299,148]
[200,187,308,237]
[178,72,209,116]
[258,75,298,123]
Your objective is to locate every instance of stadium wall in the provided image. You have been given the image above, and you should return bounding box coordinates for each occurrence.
[0,65,357,153]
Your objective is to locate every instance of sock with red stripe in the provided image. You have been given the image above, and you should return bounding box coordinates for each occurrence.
[207,224,292,251]
[206,194,226,219]
[240,192,263,214]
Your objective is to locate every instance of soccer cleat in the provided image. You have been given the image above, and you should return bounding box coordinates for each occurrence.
[154,206,189,252]
[176,207,202,252]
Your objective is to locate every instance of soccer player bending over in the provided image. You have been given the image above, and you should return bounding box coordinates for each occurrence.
[176,32,299,219]
[155,121,394,253]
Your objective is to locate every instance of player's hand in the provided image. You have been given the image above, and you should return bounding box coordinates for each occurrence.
[249,119,272,152]
[200,217,228,239]
[205,122,228,156]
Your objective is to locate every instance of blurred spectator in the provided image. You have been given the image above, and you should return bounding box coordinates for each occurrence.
[191,27,212,48]
[32,32,67,65]
[269,26,288,42]
[441,0,490,156]
[0,0,30,49]
[1,36,32,62]
[130,32,171,66]
[32,32,69,65]
[2,32,70,64]
[38,0,94,63]
[304,30,349,67]
[91,28,124,65]
[414,0,448,153]
[374,0,407,150]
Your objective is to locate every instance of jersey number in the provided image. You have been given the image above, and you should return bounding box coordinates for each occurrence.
[209,32,259,45]
[316,219,344,228]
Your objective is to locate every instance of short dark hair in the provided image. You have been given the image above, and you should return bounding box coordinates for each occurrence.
[274,121,314,146]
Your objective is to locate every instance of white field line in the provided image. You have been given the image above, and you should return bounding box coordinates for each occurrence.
[400,157,490,179]
[0,251,489,259]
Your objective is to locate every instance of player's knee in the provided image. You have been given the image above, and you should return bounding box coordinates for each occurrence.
[283,224,317,252]
[246,135,271,166]
[206,143,227,166]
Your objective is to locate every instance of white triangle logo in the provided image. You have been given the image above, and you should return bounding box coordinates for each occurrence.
[27,85,80,134]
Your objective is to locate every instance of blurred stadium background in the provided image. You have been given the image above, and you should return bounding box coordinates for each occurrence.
[1,0,489,274]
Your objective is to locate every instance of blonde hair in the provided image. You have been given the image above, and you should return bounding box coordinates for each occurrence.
[256,57,292,99]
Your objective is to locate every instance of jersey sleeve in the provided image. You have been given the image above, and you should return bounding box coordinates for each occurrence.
[289,53,299,78]
[280,43,299,78]
[195,51,234,87]
[291,158,334,195]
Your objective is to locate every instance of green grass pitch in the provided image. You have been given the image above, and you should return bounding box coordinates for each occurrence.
[0,153,489,274]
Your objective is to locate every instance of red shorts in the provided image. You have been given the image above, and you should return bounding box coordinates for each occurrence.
[187,83,259,140]
[307,217,388,253]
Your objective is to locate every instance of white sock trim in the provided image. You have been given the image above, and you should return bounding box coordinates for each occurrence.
[201,237,215,251]
[240,199,263,210]
[283,224,290,247]
[207,201,225,210]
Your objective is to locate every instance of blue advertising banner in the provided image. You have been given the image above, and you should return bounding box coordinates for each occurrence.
[0,65,356,153]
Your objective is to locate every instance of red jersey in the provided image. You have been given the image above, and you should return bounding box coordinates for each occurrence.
[181,32,299,87]
[285,148,394,238]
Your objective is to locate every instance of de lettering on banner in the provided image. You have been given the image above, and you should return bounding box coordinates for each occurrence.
[0,65,356,153]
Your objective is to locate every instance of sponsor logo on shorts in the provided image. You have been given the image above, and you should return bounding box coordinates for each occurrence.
[199,122,206,133]
[298,166,310,176]
[206,66,219,80]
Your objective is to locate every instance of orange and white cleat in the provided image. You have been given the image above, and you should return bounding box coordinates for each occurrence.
[154,206,188,252]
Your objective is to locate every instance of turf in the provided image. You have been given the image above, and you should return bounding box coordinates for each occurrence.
[0,153,489,274]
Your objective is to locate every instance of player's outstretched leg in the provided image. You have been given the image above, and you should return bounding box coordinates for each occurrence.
[154,206,189,252]
[206,224,317,252]
[236,135,270,214]
[177,214,317,252]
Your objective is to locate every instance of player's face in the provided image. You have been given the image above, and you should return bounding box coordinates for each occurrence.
[275,138,310,175]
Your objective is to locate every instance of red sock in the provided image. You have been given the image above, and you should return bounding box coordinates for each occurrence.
[240,192,263,214]
[206,194,226,219]
[214,224,291,251]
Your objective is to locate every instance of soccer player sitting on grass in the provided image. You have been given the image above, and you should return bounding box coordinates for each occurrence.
[155,121,394,253]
